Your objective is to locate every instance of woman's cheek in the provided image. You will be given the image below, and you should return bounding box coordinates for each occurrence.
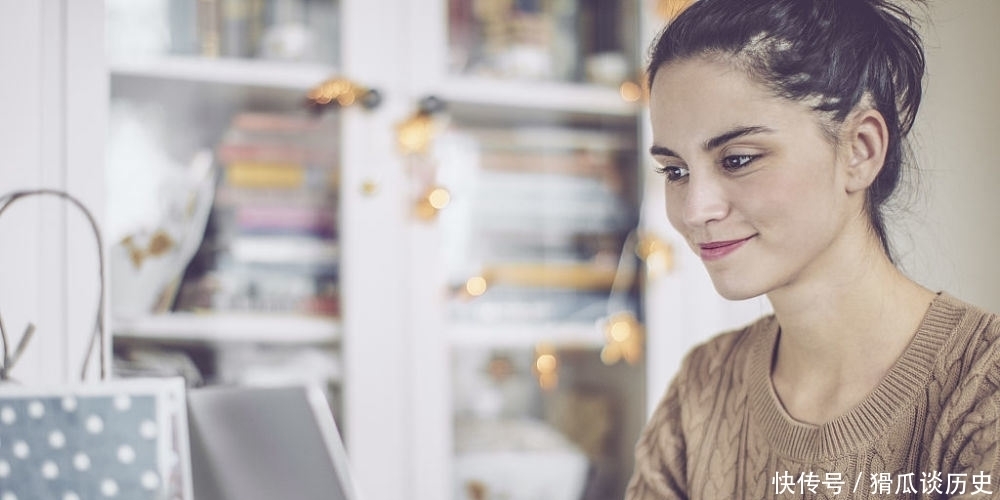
[664,188,688,232]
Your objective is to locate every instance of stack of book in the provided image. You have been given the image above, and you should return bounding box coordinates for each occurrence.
[448,0,580,81]
[175,111,340,317]
[167,0,339,63]
[447,0,630,85]
[443,125,639,323]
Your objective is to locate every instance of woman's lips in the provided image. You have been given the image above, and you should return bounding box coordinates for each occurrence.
[698,236,755,261]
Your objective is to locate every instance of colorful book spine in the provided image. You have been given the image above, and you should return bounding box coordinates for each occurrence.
[223,162,337,189]
[234,205,336,238]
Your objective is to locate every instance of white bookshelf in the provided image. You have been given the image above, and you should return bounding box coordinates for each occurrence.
[114,313,341,345]
[435,75,641,117]
[448,321,605,348]
[110,55,337,90]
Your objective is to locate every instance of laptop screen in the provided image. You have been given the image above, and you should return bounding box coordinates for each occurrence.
[186,384,359,500]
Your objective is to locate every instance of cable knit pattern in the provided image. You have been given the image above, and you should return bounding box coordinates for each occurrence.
[628,293,1000,499]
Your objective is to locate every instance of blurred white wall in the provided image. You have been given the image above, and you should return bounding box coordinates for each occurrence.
[899,0,1000,312]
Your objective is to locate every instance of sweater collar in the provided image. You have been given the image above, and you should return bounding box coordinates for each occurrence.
[747,292,965,460]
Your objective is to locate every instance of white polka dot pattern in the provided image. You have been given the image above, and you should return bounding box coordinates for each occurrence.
[0,380,190,499]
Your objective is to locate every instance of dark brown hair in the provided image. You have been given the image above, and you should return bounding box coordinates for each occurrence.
[647,0,926,261]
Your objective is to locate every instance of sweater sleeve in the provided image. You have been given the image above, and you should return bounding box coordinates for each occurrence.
[945,378,1000,498]
[625,370,689,500]
[942,313,1000,499]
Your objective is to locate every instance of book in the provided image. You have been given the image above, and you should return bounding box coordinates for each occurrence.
[174,108,343,318]
[228,235,339,266]
[460,126,635,152]
[230,111,331,133]
[216,111,339,166]
[234,205,337,238]
[217,142,337,166]
[214,185,336,208]
[223,162,336,189]
[174,268,339,317]
[478,149,621,178]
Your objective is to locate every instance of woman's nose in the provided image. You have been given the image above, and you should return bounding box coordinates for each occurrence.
[682,172,730,228]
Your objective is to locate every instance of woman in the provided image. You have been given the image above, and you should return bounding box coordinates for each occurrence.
[629,0,1000,498]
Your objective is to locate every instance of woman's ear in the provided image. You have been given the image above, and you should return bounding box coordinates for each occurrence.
[843,108,889,193]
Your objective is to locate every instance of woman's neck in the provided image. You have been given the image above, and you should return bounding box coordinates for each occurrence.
[766,238,936,424]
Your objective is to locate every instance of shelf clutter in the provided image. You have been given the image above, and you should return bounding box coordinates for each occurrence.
[439,124,640,326]
[107,0,340,66]
[112,108,344,393]
[448,0,634,86]
[175,111,341,319]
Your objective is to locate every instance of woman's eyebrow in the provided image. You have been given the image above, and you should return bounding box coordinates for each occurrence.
[703,126,773,151]
[649,125,773,158]
[649,144,679,157]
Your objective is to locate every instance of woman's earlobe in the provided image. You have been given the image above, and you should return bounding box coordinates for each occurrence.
[845,109,890,193]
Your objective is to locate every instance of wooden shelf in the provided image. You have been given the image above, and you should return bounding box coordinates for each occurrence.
[109,55,337,90]
[113,312,341,345]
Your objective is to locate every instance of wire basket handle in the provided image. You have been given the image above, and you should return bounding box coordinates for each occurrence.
[0,189,106,382]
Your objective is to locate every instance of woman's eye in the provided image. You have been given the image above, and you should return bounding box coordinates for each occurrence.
[655,165,690,182]
[722,154,758,171]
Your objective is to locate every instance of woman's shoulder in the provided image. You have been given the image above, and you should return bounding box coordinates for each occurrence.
[674,314,778,389]
[923,292,1000,381]
[922,293,1000,407]
[689,314,778,362]
[920,294,1000,473]
[932,292,1000,362]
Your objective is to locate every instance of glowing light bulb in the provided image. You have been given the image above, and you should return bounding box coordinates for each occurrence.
[465,276,488,297]
[610,319,632,342]
[636,234,674,278]
[427,187,451,210]
[535,354,557,373]
[601,312,645,366]
[620,81,643,102]
[534,344,559,390]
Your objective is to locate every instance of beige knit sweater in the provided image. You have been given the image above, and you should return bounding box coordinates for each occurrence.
[628,293,1000,499]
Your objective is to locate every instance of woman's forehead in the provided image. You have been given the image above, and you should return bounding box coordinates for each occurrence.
[651,57,764,106]
[648,58,825,150]
[650,60,773,126]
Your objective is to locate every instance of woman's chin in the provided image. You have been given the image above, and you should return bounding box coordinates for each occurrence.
[709,276,767,301]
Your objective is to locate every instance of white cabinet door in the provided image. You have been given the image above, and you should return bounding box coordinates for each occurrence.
[339,1,414,498]
[402,2,657,499]
[103,1,412,498]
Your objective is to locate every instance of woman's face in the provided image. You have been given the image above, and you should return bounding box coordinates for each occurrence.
[649,57,861,300]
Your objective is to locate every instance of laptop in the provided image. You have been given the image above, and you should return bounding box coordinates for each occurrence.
[186,384,360,500]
